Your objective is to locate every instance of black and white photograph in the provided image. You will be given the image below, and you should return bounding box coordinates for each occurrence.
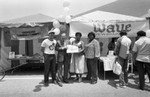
[0,0,150,97]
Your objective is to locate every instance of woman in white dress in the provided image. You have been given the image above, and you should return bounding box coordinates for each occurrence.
[70,32,87,82]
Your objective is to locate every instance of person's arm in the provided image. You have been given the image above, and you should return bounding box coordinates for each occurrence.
[114,38,121,56]
[41,47,45,56]
[55,41,61,51]
[132,42,138,64]
[79,41,84,52]
[78,41,85,55]
[132,51,137,64]
[94,40,100,58]
[41,40,46,56]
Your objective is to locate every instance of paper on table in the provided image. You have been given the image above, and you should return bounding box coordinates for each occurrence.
[9,52,15,58]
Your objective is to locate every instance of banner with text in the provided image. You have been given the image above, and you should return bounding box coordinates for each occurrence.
[10,27,48,40]
[70,20,149,38]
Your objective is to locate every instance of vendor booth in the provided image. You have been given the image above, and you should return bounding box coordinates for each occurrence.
[0,14,69,70]
[70,10,149,79]
[70,11,149,55]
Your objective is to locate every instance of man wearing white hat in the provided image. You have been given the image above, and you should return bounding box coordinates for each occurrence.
[41,29,57,86]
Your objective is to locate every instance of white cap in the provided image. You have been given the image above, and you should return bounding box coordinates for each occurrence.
[61,33,66,37]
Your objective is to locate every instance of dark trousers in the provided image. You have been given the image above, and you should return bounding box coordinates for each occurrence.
[118,57,128,84]
[56,62,63,81]
[136,61,150,89]
[44,54,56,83]
[63,53,71,80]
[87,58,98,82]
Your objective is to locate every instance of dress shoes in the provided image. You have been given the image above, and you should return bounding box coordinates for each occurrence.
[52,80,57,84]
[63,80,69,83]
[91,81,97,84]
[85,77,91,80]
[56,80,63,87]
[44,82,49,87]
[139,87,144,90]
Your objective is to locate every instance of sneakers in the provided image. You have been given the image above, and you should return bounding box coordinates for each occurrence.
[120,85,126,88]
[117,83,127,88]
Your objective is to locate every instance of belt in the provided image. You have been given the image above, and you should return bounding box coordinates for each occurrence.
[44,54,55,56]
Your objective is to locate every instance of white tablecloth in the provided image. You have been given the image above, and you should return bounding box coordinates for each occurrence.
[100,56,116,71]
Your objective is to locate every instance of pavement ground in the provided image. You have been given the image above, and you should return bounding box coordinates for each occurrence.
[0,68,150,97]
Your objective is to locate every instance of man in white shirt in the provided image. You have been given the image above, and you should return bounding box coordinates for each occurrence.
[132,30,150,90]
[114,30,131,87]
[41,30,57,86]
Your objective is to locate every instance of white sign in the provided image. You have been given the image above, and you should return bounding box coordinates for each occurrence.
[70,20,149,38]
[67,45,79,53]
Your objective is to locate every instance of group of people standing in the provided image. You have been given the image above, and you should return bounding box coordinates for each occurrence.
[114,30,150,90]
[41,30,100,87]
[41,29,150,90]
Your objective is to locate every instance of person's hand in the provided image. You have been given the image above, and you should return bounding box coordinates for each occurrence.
[94,57,99,61]
[78,50,85,55]
[59,46,66,50]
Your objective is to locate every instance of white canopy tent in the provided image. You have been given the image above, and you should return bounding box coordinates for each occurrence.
[72,11,146,22]
[70,10,148,55]
[70,11,148,38]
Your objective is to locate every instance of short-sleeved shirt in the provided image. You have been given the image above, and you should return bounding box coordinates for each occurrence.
[41,39,57,54]
[132,36,150,63]
[115,36,131,59]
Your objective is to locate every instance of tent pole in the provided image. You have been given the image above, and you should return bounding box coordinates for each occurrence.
[146,17,150,29]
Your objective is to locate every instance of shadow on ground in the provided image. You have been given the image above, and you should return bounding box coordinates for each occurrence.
[107,72,150,91]
[33,80,45,92]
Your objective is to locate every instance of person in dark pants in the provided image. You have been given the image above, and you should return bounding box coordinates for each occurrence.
[85,32,100,84]
[132,30,150,90]
[136,61,150,89]
[114,30,131,87]
[41,30,57,86]
[55,33,71,83]
[63,52,71,83]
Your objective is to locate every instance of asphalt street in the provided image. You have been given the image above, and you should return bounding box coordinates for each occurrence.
[0,70,150,97]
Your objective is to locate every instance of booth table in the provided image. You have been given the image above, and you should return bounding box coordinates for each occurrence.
[99,56,116,80]
[7,56,43,73]
[8,56,43,61]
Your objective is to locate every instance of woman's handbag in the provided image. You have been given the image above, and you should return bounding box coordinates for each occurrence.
[113,60,122,75]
